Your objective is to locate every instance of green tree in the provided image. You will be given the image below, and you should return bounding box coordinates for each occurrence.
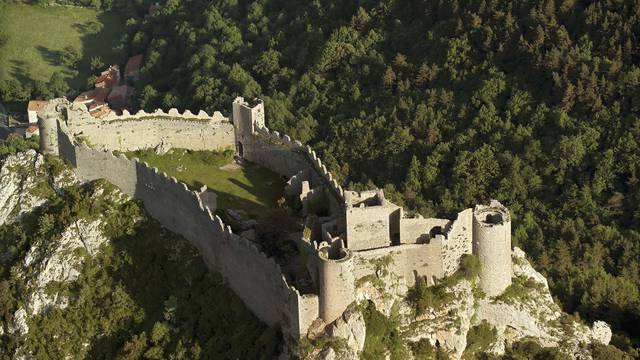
[60,46,80,67]
[403,155,421,194]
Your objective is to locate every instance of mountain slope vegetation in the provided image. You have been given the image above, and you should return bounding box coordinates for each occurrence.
[123,0,640,351]
[0,137,281,359]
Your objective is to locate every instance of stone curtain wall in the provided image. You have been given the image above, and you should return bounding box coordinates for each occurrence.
[346,205,401,251]
[353,240,444,288]
[441,209,474,276]
[66,106,235,152]
[56,121,316,339]
[399,217,452,244]
[248,126,346,207]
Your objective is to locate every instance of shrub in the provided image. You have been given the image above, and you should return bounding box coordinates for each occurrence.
[505,339,572,360]
[362,302,408,360]
[493,275,545,304]
[459,254,480,280]
[0,134,39,159]
[463,321,497,358]
[410,339,451,360]
[406,277,454,315]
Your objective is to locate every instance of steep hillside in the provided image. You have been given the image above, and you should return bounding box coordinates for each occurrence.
[123,0,640,353]
[0,139,281,359]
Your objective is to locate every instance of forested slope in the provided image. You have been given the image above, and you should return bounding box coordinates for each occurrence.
[0,137,281,359]
[124,0,639,352]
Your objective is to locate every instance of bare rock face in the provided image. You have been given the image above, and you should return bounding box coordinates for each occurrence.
[590,321,612,345]
[8,308,29,336]
[24,218,107,315]
[403,279,476,358]
[354,268,409,317]
[512,247,549,288]
[0,150,48,225]
[326,303,366,354]
[475,247,612,357]
[155,138,171,155]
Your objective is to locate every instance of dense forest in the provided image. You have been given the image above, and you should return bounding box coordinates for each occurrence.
[119,0,640,352]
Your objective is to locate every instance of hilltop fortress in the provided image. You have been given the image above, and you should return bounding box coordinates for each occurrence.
[36,97,513,342]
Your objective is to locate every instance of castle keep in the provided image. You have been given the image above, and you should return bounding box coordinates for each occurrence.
[36,97,513,340]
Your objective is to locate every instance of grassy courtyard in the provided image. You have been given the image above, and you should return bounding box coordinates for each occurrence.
[127,148,286,220]
[0,3,126,89]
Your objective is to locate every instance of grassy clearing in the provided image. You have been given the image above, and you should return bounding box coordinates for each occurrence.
[0,3,125,89]
[126,148,285,220]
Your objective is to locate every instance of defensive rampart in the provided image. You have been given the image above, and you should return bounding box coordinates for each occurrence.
[232,97,345,207]
[55,119,317,339]
[65,104,235,152]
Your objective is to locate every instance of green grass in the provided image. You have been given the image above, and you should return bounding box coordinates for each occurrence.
[126,148,286,220]
[0,3,126,89]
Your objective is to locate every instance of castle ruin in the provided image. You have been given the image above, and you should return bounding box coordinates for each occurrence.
[36,97,513,340]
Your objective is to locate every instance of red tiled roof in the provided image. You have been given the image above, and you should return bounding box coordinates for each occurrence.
[125,54,144,76]
[26,124,39,133]
[27,100,48,112]
[90,106,112,119]
[74,88,110,104]
[88,100,107,112]
[95,65,119,88]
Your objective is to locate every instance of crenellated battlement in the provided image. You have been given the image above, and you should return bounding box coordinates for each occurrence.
[38,96,512,343]
[101,107,229,123]
[45,113,317,338]
[254,124,346,203]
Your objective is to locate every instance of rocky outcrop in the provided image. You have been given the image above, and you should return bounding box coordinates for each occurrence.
[326,304,366,354]
[24,218,108,315]
[315,247,612,360]
[0,150,48,225]
[475,247,612,357]
[1,153,117,340]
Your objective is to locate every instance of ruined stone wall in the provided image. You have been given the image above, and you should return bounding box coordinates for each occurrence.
[66,106,235,152]
[399,217,451,244]
[441,209,474,276]
[346,205,401,251]
[54,120,312,339]
[232,98,345,211]
[353,239,444,289]
[244,128,311,177]
[247,127,345,212]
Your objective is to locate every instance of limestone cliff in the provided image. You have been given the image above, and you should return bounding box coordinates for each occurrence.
[0,152,118,357]
[0,151,283,360]
[305,248,612,360]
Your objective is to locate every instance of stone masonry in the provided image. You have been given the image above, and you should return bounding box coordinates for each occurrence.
[36,97,514,340]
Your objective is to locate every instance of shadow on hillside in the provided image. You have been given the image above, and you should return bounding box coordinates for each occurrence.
[83,216,282,359]
[12,11,126,94]
[8,59,33,85]
[67,12,126,91]
[35,45,62,67]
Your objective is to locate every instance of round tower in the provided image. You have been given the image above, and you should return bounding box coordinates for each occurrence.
[317,246,355,324]
[472,200,511,297]
[37,110,59,155]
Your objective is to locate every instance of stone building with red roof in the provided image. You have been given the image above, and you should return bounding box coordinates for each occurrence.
[27,100,48,124]
[95,65,120,89]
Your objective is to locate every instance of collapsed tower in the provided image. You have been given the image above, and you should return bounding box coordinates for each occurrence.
[472,200,512,297]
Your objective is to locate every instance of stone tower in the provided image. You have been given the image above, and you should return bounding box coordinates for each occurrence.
[37,104,59,156]
[472,200,512,297]
[231,97,264,158]
[317,245,355,324]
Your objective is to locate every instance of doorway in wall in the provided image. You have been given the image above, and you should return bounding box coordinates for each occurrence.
[236,142,244,157]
